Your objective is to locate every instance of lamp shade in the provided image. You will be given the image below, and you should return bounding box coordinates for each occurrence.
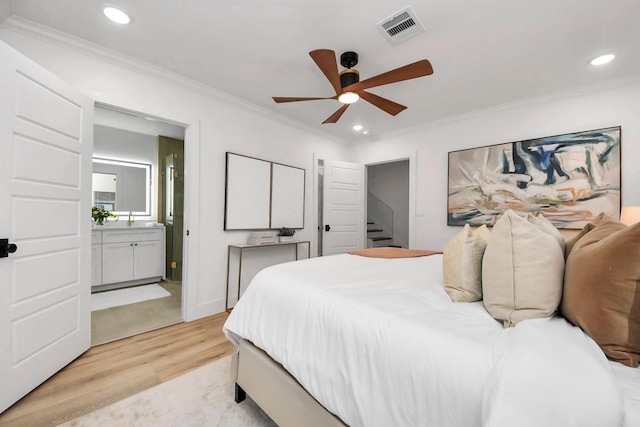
[620,207,640,226]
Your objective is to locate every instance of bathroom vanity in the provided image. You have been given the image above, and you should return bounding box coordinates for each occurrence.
[91,225,166,292]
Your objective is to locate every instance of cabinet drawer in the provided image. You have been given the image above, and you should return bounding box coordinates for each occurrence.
[102,228,164,244]
[91,230,102,244]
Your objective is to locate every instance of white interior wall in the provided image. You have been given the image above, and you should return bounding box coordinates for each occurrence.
[351,78,640,250]
[0,28,349,320]
[0,3,10,23]
[94,106,186,140]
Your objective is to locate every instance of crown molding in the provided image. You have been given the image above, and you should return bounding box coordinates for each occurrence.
[0,16,347,145]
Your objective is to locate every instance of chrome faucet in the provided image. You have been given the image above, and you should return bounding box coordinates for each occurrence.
[127,211,133,226]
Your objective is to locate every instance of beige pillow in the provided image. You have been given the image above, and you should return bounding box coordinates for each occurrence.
[482,210,565,327]
[562,219,640,367]
[525,213,565,253]
[443,224,490,302]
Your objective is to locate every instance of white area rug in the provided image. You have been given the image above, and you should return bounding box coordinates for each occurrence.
[59,356,276,427]
[91,284,171,311]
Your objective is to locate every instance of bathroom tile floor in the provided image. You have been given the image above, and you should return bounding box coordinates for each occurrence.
[91,280,182,346]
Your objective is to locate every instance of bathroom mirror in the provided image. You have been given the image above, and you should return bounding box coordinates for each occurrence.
[92,157,151,216]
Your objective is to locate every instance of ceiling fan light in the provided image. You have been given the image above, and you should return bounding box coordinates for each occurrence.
[103,6,131,24]
[338,92,359,104]
[590,54,615,66]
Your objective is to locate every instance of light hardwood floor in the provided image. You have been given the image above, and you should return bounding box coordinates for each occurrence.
[0,312,233,427]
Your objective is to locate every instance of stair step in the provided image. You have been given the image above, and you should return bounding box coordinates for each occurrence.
[367,222,374,225]
[371,236,392,241]
[367,228,383,233]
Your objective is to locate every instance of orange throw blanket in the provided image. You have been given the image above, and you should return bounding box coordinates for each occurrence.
[348,247,442,259]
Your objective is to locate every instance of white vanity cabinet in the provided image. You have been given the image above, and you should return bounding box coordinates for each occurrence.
[91,226,165,291]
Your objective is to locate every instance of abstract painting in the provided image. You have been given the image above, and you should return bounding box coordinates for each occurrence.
[447,126,621,229]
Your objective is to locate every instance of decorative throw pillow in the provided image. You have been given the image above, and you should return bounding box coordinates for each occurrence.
[443,224,491,302]
[562,219,640,367]
[482,210,565,327]
[563,212,608,258]
[525,213,565,253]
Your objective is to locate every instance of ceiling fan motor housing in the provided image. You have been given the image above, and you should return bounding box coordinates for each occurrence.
[340,69,359,88]
[340,51,360,88]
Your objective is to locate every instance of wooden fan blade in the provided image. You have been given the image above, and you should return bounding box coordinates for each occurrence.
[358,91,407,116]
[309,49,342,96]
[344,59,433,92]
[273,96,335,103]
[322,104,350,124]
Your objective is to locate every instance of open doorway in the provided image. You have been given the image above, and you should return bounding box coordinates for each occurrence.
[90,105,186,346]
[366,160,410,248]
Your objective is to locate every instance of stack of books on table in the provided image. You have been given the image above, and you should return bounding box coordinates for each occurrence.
[247,231,278,245]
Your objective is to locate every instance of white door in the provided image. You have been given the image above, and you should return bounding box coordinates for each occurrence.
[0,41,93,413]
[322,160,365,255]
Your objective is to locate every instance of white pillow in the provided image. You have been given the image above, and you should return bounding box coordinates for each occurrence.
[482,210,564,327]
[443,224,491,302]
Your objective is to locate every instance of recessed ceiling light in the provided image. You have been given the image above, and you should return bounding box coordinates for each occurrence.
[352,124,364,131]
[590,54,615,66]
[103,5,131,24]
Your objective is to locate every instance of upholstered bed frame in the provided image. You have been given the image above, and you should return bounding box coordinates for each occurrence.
[232,339,346,427]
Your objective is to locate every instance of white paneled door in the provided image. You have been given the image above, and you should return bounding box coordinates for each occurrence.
[322,160,365,255]
[0,41,93,413]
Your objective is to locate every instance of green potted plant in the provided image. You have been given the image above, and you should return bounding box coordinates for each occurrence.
[277,227,296,242]
[92,206,117,226]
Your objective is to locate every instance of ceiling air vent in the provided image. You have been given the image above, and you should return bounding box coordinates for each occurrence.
[375,6,426,44]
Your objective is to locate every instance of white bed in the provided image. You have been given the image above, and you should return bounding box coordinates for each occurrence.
[224,253,639,427]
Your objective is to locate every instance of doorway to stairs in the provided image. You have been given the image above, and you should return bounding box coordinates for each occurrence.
[366,160,410,248]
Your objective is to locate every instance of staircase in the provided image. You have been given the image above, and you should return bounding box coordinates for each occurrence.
[367,191,396,248]
[367,219,394,248]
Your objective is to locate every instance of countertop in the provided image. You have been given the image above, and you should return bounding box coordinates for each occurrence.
[92,224,165,230]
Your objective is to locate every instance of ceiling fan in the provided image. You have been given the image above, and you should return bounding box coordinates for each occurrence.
[272,49,434,124]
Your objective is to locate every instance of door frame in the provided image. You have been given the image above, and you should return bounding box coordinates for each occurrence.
[95,102,201,321]
[365,158,411,248]
[363,152,416,248]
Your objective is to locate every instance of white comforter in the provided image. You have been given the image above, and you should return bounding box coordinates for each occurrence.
[224,254,626,427]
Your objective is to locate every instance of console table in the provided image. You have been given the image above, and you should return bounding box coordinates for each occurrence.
[226,240,310,311]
